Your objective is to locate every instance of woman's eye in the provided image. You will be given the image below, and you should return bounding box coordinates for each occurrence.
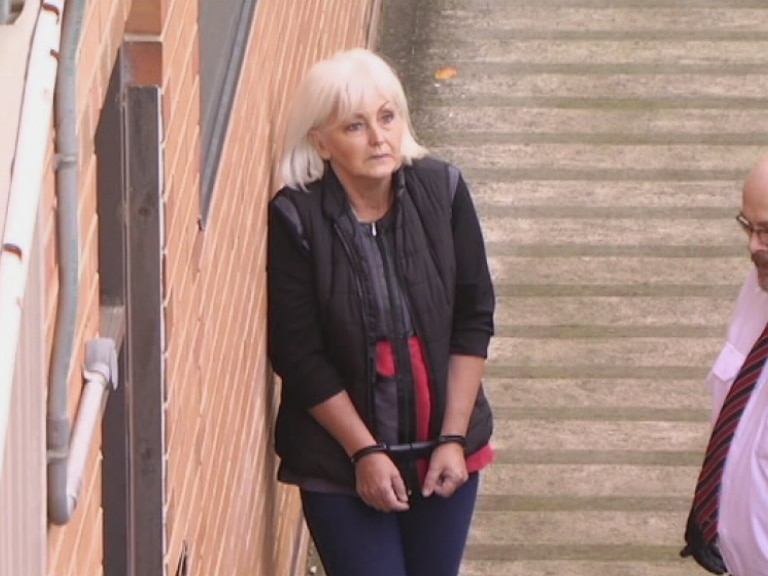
[380,111,395,123]
[345,121,365,132]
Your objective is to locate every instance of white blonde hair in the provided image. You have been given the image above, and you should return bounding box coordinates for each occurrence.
[280,48,428,189]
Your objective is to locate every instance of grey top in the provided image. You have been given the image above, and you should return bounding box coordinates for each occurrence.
[283,207,416,494]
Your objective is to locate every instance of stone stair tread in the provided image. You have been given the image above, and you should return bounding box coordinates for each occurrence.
[421,107,768,137]
[488,336,721,367]
[468,180,743,209]
[482,378,709,410]
[460,558,700,576]
[433,2,768,34]
[482,463,697,498]
[491,449,702,467]
[493,297,732,327]
[480,216,739,246]
[487,255,743,286]
[420,41,768,67]
[432,143,763,173]
[489,420,707,452]
[422,70,768,100]
[467,510,684,545]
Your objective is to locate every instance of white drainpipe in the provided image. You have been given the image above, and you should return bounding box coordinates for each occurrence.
[58,338,118,521]
[46,0,88,525]
[0,0,65,483]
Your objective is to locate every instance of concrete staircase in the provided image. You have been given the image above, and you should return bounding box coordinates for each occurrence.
[378,1,768,574]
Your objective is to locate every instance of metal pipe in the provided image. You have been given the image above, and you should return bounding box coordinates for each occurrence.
[0,0,65,483]
[47,0,88,526]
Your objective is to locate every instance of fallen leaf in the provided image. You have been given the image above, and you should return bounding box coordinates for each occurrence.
[434,66,459,80]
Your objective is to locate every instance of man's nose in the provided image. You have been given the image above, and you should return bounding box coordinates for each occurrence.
[749,230,765,253]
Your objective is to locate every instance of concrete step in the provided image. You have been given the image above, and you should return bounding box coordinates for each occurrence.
[462,165,747,186]
[494,296,733,327]
[489,419,707,452]
[479,215,740,246]
[420,71,768,104]
[432,142,763,173]
[484,364,707,380]
[461,559,698,576]
[490,449,703,467]
[491,406,706,423]
[468,509,685,546]
[488,256,743,285]
[494,326,724,339]
[481,205,734,219]
[488,245,742,258]
[468,180,738,209]
[490,284,738,299]
[419,39,768,66]
[482,378,709,411]
[481,463,699,498]
[420,108,768,138]
[429,2,768,35]
[488,336,721,366]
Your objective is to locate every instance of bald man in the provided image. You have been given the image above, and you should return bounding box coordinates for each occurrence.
[682,155,768,575]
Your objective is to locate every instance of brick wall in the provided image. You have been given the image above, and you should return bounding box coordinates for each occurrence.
[42,0,376,574]
[129,0,378,576]
[154,1,376,573]
[45,0,132,575]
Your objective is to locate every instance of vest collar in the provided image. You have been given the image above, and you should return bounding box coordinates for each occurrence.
[320,163,408,221]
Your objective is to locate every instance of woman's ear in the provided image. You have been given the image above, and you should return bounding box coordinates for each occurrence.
[309,130,331,160]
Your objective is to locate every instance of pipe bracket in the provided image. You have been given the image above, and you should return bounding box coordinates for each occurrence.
[84,338,119,390]
[45,415,70,460]
[55,152,78,170]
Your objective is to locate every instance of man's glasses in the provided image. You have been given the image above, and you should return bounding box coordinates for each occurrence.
[736,213,768,245]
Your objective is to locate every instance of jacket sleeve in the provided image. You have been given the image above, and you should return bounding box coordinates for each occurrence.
[267,197,347,408]
[450,171,495,357]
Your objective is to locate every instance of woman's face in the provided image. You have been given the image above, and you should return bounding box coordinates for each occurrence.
[312,95,404,193]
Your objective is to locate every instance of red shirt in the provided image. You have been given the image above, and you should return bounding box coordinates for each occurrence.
[376,337,494,483]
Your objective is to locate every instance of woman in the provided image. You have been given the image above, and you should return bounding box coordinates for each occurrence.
[268,48,495,576]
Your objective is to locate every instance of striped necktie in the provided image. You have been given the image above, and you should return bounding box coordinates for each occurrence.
[690,321,768,543]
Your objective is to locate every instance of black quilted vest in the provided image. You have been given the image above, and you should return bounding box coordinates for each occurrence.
[272,157,493,488]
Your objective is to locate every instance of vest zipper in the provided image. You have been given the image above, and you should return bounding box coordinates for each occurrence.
[391,219,441,440]
[333,221,376,429]
[375,227,420,492]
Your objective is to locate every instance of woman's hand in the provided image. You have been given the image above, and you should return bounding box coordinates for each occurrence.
[355,453,410,512]
[422,443,468,498]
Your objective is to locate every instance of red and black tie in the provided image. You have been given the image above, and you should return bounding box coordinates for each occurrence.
[690,321,768,543]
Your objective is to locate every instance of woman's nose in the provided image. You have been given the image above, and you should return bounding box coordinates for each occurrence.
[368,123,384,144]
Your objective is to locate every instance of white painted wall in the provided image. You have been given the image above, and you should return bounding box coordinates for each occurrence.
[0,0,36,232]
[0,191,46,576]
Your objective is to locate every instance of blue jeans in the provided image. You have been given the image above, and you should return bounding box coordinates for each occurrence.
[301,473,479,576]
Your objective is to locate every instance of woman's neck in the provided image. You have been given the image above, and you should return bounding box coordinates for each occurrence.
[342,178,395,223]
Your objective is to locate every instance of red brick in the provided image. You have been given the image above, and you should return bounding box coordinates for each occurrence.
[43,1,377,574]
[125,0,166,35]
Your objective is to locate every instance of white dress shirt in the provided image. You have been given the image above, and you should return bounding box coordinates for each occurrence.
[707,268,768,576]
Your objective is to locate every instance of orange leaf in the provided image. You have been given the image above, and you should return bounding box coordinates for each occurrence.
[434,67,459,80]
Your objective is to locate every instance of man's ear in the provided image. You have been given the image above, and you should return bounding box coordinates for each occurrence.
[309,130,331,160]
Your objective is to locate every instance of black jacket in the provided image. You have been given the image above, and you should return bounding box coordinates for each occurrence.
[267,157,495,488]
